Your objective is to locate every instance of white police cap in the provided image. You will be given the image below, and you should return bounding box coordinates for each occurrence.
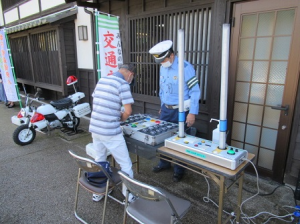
[149,40,173,63]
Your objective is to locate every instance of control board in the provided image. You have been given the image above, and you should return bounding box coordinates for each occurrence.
[164,134,248,170]
[121,114,179,146]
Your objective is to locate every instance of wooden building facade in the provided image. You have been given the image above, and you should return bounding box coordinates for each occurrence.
[79,0,300,186]
[2,0,300,186]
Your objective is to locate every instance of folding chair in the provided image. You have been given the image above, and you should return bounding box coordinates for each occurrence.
[68,150,123,224]
[118,170,191,224]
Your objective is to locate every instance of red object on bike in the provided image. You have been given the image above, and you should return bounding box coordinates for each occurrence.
[31,112,45,123]
[66,76,78,86]
[17,111,23,118]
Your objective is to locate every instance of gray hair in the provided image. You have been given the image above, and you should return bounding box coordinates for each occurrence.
[118,63,136,73]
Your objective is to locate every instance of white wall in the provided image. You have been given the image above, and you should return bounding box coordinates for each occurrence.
[41,0,65,11]
[0,3,4,26]
[4,8,18,24]
[19,0,39,19]
[4,0,65,24]
[2,1,94,70]
[75,7,94,69]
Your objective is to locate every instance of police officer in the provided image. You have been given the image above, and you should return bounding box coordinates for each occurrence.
[149,40,201,182]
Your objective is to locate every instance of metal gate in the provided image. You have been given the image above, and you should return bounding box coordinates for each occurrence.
[129,5,212,110]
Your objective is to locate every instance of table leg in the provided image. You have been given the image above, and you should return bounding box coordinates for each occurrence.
[136,154,139,173]
[236,171,244,222]
[111,156,116,167]
[218,176,225,224]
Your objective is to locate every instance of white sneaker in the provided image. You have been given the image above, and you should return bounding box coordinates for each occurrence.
[128,193,137,203]
[92,190,112,202]
[92,194,104,202]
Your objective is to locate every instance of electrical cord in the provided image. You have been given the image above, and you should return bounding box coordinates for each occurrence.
[241,184,298,206]
[239,158,296,224]
[201,157,297,224]
[202,175,234,218]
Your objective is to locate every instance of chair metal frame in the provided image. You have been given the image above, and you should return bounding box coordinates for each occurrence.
[118,170,191,224]
[69,150,124,224]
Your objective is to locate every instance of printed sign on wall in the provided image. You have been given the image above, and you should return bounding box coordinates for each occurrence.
[96,13,123,78]
[0,30,18,102]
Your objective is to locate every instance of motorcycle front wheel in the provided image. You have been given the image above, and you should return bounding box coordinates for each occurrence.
[13,124,36,146]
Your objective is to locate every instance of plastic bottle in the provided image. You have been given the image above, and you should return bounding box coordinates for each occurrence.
[212,123,220,145]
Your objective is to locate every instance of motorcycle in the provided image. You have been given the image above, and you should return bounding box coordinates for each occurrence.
[11,88,43,126]
[13,76,91,146]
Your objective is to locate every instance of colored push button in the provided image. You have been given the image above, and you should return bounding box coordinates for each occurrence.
[155,120,160,124]
[194,144,198,147]
[184,141,189,144]
[150,119,155,122]
[201,140,205,143]
[131,124,137,128]
[227,148,235,155]
[145,117,150,121]
[173,136,180,141]
[213,148,222,154]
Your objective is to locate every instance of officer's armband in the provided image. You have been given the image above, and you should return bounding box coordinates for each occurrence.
[187,76,199,89]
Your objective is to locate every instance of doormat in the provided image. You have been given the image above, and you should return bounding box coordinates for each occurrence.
[57,127,90,141]
[60,128,85,136]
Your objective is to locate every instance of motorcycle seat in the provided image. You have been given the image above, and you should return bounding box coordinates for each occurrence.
[50,97,73,109]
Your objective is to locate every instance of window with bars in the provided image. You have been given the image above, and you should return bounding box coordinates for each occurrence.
[10,29,61,85]
[31,30,58,52]
[129,6,211,105]
[30,30,60,84]
[10,36,31,80]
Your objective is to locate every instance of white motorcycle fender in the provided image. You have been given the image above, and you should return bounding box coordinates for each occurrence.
[37,104,56,115]
[11,116,29,126]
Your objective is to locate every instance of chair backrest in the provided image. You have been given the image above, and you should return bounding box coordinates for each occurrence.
[68,150,113,182]
[118,170,180,218]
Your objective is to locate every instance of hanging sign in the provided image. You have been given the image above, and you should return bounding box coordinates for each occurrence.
[96,13,123,78]
[0,29,18,102]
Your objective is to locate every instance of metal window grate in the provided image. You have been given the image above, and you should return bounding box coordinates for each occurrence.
[129,6,211,105]
[31,30,58,52]
[30,30,60,85]
[10,30,60,85]
[10,36,32,80]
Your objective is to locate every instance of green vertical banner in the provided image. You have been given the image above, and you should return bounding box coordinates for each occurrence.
[0,29,22,107]
[95,11,123,80]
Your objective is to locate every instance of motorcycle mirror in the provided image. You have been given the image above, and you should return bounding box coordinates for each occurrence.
[35,88,42,97]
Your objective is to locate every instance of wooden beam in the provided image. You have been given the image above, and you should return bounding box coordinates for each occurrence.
[76,2,101,8]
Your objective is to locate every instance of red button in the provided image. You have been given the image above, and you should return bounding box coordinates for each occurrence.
[155,121,160,124]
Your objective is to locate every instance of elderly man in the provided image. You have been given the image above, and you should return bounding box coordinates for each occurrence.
[89,63,136,201]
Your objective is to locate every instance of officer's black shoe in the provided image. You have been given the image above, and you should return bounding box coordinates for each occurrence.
[172,173,183,182]
[152,165,171,173]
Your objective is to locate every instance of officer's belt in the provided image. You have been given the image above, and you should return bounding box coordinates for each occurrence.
[164,104,179,109]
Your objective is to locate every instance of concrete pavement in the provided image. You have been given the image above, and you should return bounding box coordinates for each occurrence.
[0,101,298,224]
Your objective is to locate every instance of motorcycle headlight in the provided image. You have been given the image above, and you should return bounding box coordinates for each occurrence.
[20,108,27,117]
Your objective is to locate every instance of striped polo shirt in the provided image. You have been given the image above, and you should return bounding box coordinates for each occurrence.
[89,72,134,136]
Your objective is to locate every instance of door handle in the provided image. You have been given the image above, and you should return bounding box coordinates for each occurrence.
[271,105,289,116]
